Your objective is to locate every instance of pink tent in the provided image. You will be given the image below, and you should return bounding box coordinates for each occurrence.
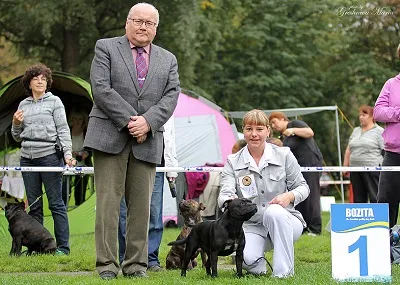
[163,93,238,224]
[172,93,238,166]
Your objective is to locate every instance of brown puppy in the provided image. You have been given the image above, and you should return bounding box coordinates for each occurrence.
[166,199,206,269]
[5,202,57,256]
[168,198,257,278]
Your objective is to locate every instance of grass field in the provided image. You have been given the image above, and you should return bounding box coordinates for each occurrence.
[0,212,398,284]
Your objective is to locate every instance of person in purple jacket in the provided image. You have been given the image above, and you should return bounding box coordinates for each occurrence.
[374,43,400,228]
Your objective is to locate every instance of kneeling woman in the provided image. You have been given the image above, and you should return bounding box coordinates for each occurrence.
[218,109,309,277]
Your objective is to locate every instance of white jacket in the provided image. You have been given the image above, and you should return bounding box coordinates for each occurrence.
[163,116,178,178]
[218,143,310,237]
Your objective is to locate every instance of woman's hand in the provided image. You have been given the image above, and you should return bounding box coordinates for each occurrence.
[65,157,77,167]
[13,110,24,126]
[229,194,238,200]
[269,192,294,208]
[283,128,295,137]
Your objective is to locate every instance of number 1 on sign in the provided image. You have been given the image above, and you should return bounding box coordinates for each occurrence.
[348,235,368,276]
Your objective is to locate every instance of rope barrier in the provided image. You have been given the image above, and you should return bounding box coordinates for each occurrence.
[1,166,400,173]
[337,105,354,130]
[320,180,350,186]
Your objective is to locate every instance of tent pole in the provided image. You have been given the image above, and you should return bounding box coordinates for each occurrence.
[335,107,344,203]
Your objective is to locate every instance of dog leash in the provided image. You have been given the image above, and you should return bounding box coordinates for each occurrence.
[243,256,273,273]
[25,170,68,211]
[25,178,60,211]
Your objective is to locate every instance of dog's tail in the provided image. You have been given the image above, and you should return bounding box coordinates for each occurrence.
[167,238,187,246]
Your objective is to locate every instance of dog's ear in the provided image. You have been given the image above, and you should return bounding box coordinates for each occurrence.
[178,199,185,215]
[199,202,206,211]
[221,200,232,212]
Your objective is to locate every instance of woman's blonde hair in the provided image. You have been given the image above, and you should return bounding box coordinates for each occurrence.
[242,109,270,128]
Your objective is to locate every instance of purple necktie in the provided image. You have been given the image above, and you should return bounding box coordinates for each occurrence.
[135,47,148,88]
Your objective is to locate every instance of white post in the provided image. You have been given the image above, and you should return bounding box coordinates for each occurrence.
[335,106,344,203]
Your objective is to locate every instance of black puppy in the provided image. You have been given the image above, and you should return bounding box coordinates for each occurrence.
[5,202,57,256]
[168,198,257,277]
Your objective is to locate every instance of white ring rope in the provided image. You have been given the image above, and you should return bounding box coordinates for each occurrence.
[1,166,400,174]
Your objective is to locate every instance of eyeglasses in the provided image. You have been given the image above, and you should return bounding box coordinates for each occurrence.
[128,18,157,28]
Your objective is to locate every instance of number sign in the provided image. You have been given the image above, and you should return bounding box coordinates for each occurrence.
[331,203,391,282]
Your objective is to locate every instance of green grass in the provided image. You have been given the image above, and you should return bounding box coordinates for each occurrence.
[0,212,398,284]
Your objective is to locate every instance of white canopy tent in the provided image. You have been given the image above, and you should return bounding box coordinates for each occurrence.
[228,106,345,202]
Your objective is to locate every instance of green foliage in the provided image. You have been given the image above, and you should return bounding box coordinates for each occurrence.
[1,0,400,165]
[315,0,400,165]
[152,0,202,88]
[194,0,330,112]
[0,0,95,77]
[0,0,140,78]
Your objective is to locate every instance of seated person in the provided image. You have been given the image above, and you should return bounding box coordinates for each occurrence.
[218,109,309,277]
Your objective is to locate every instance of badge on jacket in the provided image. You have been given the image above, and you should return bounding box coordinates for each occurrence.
[238,174,258,198]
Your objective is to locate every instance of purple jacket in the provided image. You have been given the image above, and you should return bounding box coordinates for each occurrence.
[374,74,400,153]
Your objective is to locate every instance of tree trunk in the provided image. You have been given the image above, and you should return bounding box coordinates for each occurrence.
[62,29,79,74]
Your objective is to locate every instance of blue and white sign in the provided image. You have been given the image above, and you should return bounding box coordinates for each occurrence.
[331,203,391,282]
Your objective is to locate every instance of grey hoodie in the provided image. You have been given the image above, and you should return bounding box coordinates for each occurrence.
[11,92,72,160]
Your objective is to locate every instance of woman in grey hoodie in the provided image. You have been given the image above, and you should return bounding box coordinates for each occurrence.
[11,63,76,256]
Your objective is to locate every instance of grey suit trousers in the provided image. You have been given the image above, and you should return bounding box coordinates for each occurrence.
[94,137,156,275]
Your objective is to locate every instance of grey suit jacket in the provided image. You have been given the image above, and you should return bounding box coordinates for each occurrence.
[84,35,180,164]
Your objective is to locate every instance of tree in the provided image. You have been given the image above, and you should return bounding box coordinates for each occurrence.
[0,0,204,85]
[1,0,399,168]
[192,0,331,112]
[0,0,98,78]
[319,0,400,165]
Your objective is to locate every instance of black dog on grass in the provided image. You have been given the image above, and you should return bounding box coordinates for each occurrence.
[5,202,56,256]
[168,198,257,277]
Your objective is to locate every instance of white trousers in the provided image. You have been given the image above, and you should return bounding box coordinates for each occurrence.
[242,204,303,277]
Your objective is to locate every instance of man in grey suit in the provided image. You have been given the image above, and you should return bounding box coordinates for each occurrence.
[84,3,180,280]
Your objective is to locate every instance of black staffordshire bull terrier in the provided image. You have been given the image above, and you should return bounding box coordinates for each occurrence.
[168,198,257,278]
[166,199,206,270]
[5,202,57,256]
